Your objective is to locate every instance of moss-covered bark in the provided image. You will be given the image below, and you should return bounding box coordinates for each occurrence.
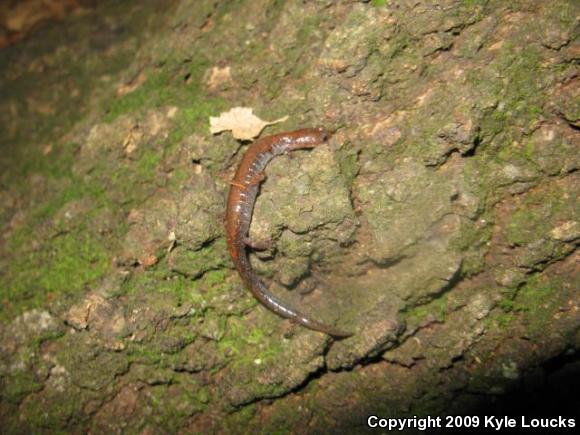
[1,0,578,433]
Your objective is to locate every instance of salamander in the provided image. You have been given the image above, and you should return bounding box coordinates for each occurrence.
[225,127,352,338]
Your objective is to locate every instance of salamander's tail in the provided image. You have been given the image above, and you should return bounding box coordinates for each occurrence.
[297,314,353,339]
[250,275,353,339]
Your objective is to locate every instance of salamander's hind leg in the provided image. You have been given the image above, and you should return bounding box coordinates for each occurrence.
[244,237,274,251]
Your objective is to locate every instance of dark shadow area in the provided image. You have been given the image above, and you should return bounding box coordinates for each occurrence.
[328,351,580,434]
[474,351,580,417]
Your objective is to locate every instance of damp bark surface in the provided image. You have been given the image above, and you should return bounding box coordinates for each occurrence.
[0,0,578,433]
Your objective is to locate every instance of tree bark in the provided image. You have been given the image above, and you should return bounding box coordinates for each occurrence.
[0,0,578,432]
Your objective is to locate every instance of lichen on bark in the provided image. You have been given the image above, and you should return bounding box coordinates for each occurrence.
[0,0,578,432]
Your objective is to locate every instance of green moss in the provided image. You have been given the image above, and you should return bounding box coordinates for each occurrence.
[1,127,118,323]
[171,277,203,308]
[461,0,489,7]
[217,317,254,360]
[217,316,283,369]
[484,275,563,337]
[167,167,190,188]
[403,296,448,325]
[173,245,227,278]
[1,370,44,404]
[506,208,546,246]
[497,296,515,312]
[224,404,257,433]
[16,385,91,432]
[103,70,172,123]
[167,100,228,156]
[204,270,227,285]
[275,15,323,85]
[136,148,162,178]
[120,268,209,317]
[127,343,183,367]
[2,230,110,321]
[146,378,205,432]
[102,57,223,130]
[215,335,241,361]
[336,144,360,190]
[371,0,387,6]
[30,328,66,351]
[472,42,547,159]
[450,215,492,276]
[495,311,515,329]
[196,386,210,405]
[244,325,270,345]
[512,275,562,336]
[505,184,573,246]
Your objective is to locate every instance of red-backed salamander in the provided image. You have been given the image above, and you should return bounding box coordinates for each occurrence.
[225,127,352,338]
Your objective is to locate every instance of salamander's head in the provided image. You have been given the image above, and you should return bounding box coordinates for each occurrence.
[284,127,330,151]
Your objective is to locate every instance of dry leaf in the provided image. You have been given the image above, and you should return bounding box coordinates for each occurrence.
[209,107,288,140]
